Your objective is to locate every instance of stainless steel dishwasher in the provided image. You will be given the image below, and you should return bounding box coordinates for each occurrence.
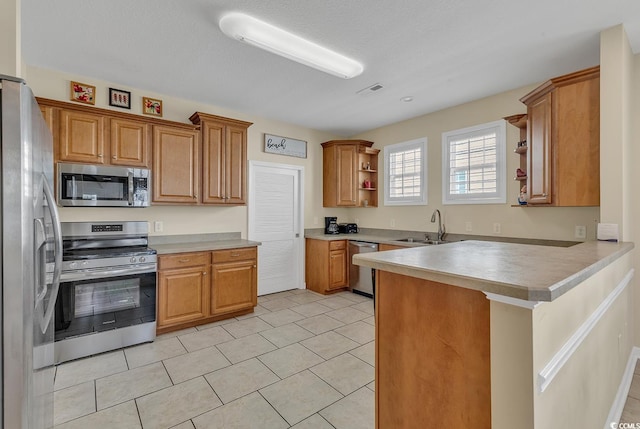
[348,241,378,297]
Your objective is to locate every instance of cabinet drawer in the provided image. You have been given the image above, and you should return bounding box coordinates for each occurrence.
[329,240,346,251]
[212,247,257,263]
[159,252,210,270]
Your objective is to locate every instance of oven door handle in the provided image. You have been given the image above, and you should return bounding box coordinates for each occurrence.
[37,175,63,334]
[61,264,157,282]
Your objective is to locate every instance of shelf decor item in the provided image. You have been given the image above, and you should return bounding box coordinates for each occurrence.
[109,88,131,109]
[142,97,163,117]
[69,81,96,105]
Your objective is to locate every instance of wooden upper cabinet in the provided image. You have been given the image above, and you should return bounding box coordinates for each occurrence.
[58,109,106,164]
[226,124,248,204]
[526,94,552,204]
[201,121,225,203]
[190,112,252,205]
[520,66,600,206]
[152,125,200,204]
[110,117,151,167]
[39,105,54,135]
[322,140,378,208]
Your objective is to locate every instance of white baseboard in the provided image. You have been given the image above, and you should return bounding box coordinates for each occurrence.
[605,346,640,428]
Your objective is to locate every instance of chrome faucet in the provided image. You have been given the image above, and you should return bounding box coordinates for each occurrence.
[430,209,446,241]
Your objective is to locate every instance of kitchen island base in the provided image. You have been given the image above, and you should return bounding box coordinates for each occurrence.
[376,270,491,428]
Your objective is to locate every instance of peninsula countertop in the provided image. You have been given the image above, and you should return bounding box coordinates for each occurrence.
[352,240,634,301]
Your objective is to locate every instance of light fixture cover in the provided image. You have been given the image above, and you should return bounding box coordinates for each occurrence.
[219,12,364,79]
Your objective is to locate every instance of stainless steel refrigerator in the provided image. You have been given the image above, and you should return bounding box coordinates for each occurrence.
[1,76,62,428]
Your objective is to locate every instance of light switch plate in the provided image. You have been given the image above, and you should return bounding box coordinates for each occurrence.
[154,221,163,232]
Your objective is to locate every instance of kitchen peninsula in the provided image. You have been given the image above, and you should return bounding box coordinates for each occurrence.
[353,240,634,429]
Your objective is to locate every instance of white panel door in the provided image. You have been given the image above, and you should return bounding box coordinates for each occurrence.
[248,161,304,295]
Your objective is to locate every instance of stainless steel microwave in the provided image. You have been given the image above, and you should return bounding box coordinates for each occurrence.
[57,163,151,207]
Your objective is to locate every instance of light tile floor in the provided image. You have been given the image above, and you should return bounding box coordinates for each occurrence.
[53,289,375,429]
[620,360,640,424]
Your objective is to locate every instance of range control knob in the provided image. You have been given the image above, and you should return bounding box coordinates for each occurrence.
[130,257,137,263]
[69,262,77,269]
[82,261,89,266]
[139,256,146,263]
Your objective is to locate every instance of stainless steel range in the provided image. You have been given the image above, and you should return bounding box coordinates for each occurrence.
[54,221,157,363]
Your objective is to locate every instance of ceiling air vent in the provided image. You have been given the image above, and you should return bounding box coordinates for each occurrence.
[356,83,384,95]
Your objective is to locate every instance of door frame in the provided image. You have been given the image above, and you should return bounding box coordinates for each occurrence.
[247,160,305,291]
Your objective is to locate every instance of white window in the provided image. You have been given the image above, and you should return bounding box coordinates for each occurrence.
[384,138,427,206]
[442,120,506,205]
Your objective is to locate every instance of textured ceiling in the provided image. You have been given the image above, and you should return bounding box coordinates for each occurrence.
[21,0,640,136]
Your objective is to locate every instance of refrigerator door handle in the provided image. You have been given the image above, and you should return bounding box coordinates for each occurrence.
[34,218,48,303]
[39,175,63,334]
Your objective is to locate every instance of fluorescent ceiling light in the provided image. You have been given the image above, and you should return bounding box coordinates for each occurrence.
[219,12,364,79]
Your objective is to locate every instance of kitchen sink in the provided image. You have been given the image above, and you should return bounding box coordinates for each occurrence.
[396,237,450,245]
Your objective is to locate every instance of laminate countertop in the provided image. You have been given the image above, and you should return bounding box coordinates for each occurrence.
[149,233,260,255]
[352,240,634,301]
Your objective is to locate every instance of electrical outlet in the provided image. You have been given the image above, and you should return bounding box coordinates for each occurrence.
[390,219,396,227]
[465,221,472,232]
[493,222,501,234]
[574,225,586,240]
[313,217,318,225]
[154,221,163,233]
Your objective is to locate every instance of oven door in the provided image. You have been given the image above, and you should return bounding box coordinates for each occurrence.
[55,269,156,342]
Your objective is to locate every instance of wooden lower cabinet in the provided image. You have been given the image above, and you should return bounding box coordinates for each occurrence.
[305,238,348,294]
[156,247,257,334]
[378,243,404,251]
[211,248,258,315]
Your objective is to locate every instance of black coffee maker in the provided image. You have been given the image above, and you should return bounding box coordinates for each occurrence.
[324,217,339,234]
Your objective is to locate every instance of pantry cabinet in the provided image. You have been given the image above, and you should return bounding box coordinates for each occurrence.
[152,125,201,203]
[156,246,258,334]
[305,239,349,294]
[519,66,600,206]
[322,140,379,208]
[189,112,253,205]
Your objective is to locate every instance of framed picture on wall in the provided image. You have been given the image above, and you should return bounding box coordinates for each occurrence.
[69,81,96,105]
[142,97,163,117]
[109,88,131,109]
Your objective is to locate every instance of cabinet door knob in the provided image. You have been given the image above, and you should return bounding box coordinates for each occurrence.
[97,154,103,157]
[112,155,117,159]
[542,193,548,197]
[203,271,207,275]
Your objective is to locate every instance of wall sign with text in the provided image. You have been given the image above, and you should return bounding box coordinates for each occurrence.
[264,134,307,158]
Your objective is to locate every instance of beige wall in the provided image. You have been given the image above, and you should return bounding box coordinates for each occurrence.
[0,0,21,77]
[24,65,349,237]
[351,86,600,241]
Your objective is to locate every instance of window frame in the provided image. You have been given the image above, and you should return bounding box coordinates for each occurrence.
[441,120,507,205]
[383,137,428,206]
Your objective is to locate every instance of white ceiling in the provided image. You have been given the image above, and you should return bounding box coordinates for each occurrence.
[21,0,640,136]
